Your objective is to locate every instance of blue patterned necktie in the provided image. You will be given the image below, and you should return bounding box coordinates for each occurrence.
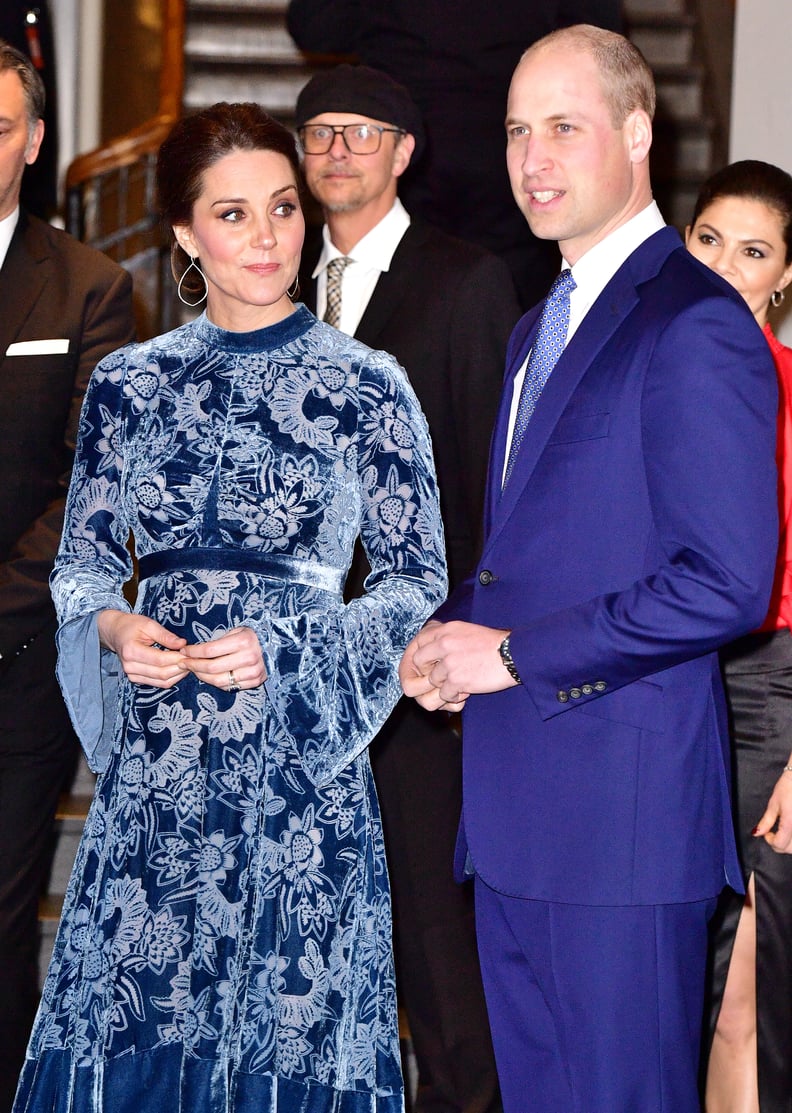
[504,268,576,486]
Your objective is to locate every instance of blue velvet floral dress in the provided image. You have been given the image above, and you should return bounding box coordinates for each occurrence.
[14,304,446,1113]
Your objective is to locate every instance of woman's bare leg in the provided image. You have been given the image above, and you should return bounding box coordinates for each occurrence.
[705,874,759,1113]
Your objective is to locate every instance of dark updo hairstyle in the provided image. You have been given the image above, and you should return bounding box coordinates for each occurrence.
[157,102,302,297]
[690,159,792,265]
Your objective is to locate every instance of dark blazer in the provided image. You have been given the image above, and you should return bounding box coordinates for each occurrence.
[300,219,521,585]
[438,226,779,907]
[0,210,135,698]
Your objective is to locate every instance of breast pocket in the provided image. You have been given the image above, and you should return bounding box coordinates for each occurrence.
[0,354,76,436]
[547,411,610,446]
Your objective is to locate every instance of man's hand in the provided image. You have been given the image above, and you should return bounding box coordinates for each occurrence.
[399,619,516,711]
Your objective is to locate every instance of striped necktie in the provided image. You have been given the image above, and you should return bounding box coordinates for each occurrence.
[323,256,352,328]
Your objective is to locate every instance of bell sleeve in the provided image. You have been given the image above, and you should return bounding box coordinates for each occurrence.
[257,350,447,786]
[50,349,135,772]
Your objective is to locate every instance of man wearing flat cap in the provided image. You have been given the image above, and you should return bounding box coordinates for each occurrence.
[295,63,519,1113]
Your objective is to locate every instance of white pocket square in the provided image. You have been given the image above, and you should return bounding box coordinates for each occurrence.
[6,338,69,356]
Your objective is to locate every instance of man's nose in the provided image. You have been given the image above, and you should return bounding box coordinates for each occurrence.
[520,136,551,176]
[329,130,349,159]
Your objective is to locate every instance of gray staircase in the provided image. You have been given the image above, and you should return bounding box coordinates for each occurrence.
[183,0,314,125]
[624,0,729,229]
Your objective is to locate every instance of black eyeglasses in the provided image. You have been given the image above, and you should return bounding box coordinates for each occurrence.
[298,123,406,155]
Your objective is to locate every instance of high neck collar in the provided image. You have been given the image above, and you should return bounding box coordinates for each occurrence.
[192,303,314,352]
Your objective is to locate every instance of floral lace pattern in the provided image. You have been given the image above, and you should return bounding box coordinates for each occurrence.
[16,307,445,1113]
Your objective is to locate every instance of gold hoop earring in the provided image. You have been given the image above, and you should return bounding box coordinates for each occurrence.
[288,277,300,301]
[771,289,786,309]
[177,255,208,307]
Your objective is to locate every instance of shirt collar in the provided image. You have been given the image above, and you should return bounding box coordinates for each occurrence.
[0,207,20,271]
[314,197,411,277]
[565,201,665,331]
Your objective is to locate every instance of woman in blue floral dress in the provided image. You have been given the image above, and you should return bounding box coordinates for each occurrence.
[13,104,446,1113]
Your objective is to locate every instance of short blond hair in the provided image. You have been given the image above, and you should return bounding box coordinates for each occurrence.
[525,24,656,127]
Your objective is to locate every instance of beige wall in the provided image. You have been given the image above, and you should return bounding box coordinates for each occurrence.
[730,0,792,342]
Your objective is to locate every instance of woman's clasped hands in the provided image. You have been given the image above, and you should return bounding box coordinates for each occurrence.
[97,609,267,692]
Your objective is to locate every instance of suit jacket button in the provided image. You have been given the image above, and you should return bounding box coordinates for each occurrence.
[557,690,569,703]
[479,569,494,585]
[570,687,582,699]
[581,684,593,695]
[594,680,607,692]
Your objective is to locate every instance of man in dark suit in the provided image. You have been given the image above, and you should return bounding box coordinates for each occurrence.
[0,42,135,1111]
[400,25,779,1113]
[295,64,520,1113]
[287,0,622,309]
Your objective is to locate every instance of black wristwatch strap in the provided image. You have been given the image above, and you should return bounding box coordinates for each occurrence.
[498,634,522,685]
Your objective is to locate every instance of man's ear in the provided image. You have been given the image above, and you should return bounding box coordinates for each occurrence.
[625,109,652,167]
[25,118,44,166]
[392,132,416,179]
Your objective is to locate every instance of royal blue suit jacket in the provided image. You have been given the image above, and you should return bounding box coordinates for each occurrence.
[437,226,779,906]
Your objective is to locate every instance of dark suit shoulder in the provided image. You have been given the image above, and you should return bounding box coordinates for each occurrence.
[17,210,131,287]
[396,219,514,282]
[298,216,520,320]
[387,218,522,320]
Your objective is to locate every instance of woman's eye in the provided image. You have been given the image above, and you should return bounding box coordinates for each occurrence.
[697,232,716,245]
[220,208,245,223]
[274,202,298,217]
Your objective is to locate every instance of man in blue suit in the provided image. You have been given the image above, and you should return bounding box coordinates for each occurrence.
[399,24,779,1113]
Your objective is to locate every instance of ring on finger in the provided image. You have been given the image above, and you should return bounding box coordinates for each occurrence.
[227,669,241,693]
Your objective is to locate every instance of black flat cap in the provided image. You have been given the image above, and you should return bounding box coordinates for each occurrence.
[295,64,425,161]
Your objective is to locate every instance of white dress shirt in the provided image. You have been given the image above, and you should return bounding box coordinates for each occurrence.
[313,198,411,335]
[0,207,20,271]
[503,201,666,475]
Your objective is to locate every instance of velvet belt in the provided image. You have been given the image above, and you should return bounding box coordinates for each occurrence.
[137,547,345,595]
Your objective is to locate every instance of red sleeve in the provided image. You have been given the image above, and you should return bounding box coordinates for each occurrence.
[761,325,792,630]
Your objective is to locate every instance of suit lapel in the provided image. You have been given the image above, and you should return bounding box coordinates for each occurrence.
[299,222,421,341]
[483,228,680,553]
[0,212,49,361]
[354,223,424,347]
[484,305,540,532]
[298,226,321,315]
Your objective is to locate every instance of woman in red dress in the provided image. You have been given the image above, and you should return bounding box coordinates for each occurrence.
[687,159,792,1113]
